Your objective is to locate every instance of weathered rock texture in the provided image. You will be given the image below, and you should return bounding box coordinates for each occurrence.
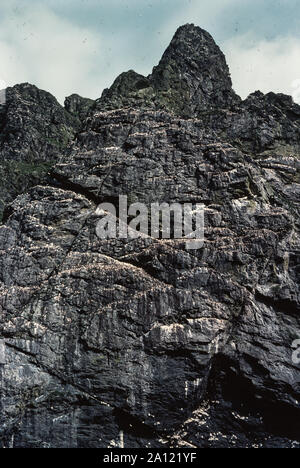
[0,84,90,222]
[97,24,240,116]
[0,24,299,448]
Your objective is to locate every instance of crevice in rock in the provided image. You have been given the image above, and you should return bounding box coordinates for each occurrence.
[255,291,299,318]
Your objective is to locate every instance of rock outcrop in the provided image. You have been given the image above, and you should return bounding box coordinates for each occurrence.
[64,94,95,123]
[0,84,89,221]
[97,24,240,117]
[0,24,299,448]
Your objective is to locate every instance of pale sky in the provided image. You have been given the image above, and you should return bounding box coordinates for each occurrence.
[0,0,300,104]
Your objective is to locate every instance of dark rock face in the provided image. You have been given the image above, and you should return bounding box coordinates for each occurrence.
[64,93,95,122]
[0,84,85,221]
[203,90,300,155]
[97,24,240,116]
[150,24,240,114]
[0,24,299,448]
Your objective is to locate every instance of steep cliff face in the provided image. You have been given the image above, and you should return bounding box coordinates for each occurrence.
[0,24,299,448]
[0,84,88,222]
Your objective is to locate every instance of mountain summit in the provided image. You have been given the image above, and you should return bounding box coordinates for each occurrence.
[151,24,240,112]
[97,24,240,116]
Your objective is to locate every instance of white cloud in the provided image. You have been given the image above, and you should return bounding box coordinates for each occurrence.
[291,79,300,104]
[223,35,300,103]
[0,3,104,103]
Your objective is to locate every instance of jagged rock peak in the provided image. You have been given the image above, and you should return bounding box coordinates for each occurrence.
[151,24,236,99]
[0,83,81,222]
[6,82,59,104]
[64,93,95,121]
[96,24,240,116]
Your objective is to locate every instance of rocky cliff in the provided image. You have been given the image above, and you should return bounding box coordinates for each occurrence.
[0,24,299,448]
[0,84,93,222]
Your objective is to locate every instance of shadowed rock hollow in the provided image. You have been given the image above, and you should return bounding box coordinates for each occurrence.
[0,24,299,448]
